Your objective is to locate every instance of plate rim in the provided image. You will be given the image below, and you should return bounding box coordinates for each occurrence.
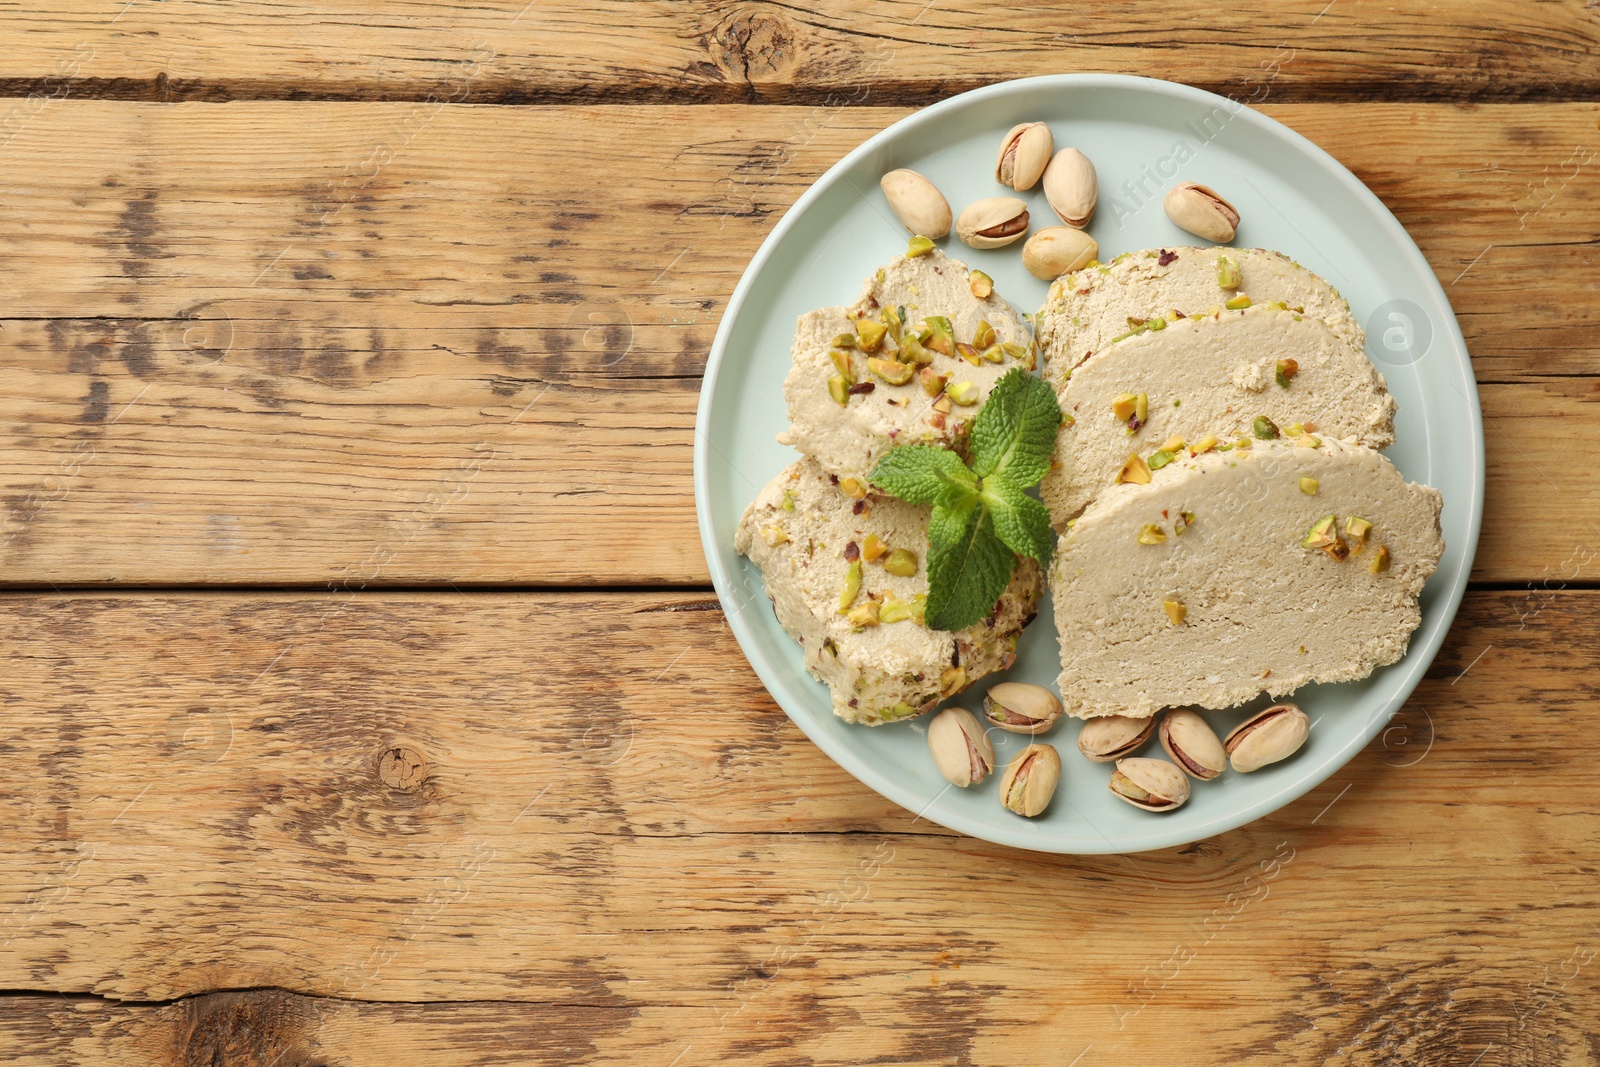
[693,72,1485,854]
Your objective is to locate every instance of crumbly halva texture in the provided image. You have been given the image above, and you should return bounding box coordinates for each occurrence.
[735,458,1043,726]
[1036,246,1363,394]
[1040,303,1396,524]
[1050,439,1443,719]
[778,248,1033,482]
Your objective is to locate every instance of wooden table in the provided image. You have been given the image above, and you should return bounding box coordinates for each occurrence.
[1,3,1596,1063]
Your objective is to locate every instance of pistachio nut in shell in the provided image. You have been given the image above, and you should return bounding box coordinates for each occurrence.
[1108,757,1191,812]
[1163,181,1240,243]
[998,744,1062,818]
[1076,714,1155,762]
[995,122,1053,191]
[982,682,1064,735]
[1021,227,1098,280]
[1042,147,1098,228]
[1225,703,1310,773]
[1158,708,1227,781]
[880,168,953,239]
[956,196,1030,249]
[927,707,995,788]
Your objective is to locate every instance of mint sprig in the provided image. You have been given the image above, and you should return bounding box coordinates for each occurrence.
[869,369,1062,631]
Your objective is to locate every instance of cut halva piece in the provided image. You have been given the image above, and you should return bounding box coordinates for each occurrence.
[1040,302,1396,524]
[778,248,1033,483]
[735,457,1043,726]
[1036,246,1362,393]
[1050,439,1443,719]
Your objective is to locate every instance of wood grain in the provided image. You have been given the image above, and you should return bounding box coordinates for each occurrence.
[0,589,1595,1066]
[1,1,1598,103]
[4,979,1596,1066]
[1,5,1590,1064]
[0,101,1595,585]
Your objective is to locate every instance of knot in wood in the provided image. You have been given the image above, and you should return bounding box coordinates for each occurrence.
[378,746,428,792]
[708,8,796,82]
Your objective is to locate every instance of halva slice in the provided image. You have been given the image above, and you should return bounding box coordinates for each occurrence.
[1050,439,1443,719]
[735,457,1043,726]
[1037,246,1362,392]
[778,248,1033,483]
[1041,302,1396,525]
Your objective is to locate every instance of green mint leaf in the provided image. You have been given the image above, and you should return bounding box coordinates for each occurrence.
[870,445,979,509]
[925,498,1017,632]
[926,493,974,555]
[968,368,1062,488]
[982,479,1054,565]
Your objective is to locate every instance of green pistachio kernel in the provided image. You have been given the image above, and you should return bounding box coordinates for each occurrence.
[947,381,980,406]
[883,548,918,577]
[1302,515,1338,549]
[879,598,913,624]
[846,600,881,628]
[899,334,933,365]
[867,357,914,385]
[829,349,854,382]
[880,305,903,341]
[828,374,850,406]
[838,560,862,612]
[1216,253,1242,291]
[855,318,887,350]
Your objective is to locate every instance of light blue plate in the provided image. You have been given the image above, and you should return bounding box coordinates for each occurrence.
[694,74,1482,854]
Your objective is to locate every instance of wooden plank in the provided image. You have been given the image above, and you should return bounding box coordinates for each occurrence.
[5,971,1597,1067]
[0,587,1594,1066]
[0,101,1595,585]
[1481,379,1600,587]
[1,1,1597,103]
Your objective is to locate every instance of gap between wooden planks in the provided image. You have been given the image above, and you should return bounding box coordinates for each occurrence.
[0,0,1598,103]
[0,588,1593,1063]
[0,102,1594,586]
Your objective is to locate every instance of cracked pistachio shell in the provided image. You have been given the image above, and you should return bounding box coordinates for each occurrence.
[981,682,1063,735]
[995,121,1054,191]
[1163,181,1240,243]
[1224,703,1310,773]
[1158,708,1227,781]
[1021,226,1098,280]
[880,168,952,239]
[998,743,1061,818]
[1042,147,1098,228]
[927,707,994,788]
[1109,757,1190,812]
[956,196,1030,249]
[1076,714,1155,763]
